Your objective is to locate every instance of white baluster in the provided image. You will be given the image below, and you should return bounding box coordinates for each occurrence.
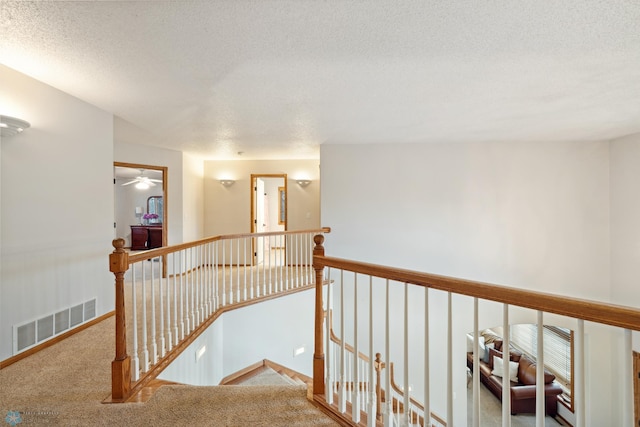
[200,245,206,318]
[402,283,409,427]
[368,275,376,427]
[179,250,185,340]
[472,298,480,427]
[172,253,178,347]
[294,233,298,289]
[352,273,360,423]
[249,237,255,299]
[261,236,267,295]
[502,304,510,427]
[190,247,196,330]
[228,239,234,305]
[222,240,226,306]
[158,256,165,358]
[141,261,149,372]
[268,235,273,294]
[536,313,544,427]
[199,245,204,322]
[243,238,248,301]
[298,233,302,287]
[325,268,333,404]
[214,241,219,310]
[575,319,585,427]
[424,287,430,427]
[384,279,391,427]
[131,263,140,381]
[308,233,313,284]
[191,248,196,327]
[446,292,452,426]
[285,235,290,291]
[339,269,347,413]
[205,244,209,316]
[236,237,241,302]
[278,234,282,290]
[183,250,190,333]
[150,256,158,364]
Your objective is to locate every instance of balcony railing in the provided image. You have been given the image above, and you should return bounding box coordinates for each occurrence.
[108,227,330,402]
[311,234,640,427]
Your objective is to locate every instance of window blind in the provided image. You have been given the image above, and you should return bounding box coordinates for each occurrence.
[509,324,572,395]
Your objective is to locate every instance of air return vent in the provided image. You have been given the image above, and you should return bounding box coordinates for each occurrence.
[13,298,97,354]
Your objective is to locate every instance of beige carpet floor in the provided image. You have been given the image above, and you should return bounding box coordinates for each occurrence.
[0,316,338,426]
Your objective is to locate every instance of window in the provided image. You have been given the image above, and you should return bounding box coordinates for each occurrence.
[509,324,573,409]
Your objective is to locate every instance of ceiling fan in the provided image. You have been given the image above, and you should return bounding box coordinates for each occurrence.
[121,170,162,190]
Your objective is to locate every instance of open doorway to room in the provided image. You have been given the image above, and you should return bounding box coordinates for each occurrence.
[251,174,287,267]
[114,162,168,251]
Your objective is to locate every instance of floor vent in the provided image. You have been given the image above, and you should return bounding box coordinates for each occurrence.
[13,298,97,354]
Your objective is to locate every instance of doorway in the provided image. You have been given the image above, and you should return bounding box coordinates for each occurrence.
[114,162,168,250]
[251,174,287,266]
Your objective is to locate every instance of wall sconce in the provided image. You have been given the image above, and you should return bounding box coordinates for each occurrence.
[219,179,235,187]
[0,115,31,137]
[296,179,311,187]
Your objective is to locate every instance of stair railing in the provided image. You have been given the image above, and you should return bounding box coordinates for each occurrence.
[311,234,640,427]
[326,309,446,426]
[108,227,330,402]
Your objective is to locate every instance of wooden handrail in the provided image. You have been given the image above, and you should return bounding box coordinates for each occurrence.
[314,255,640,332]
[127,227,331,264]
[110,227,330,402]
[311,234,640,426]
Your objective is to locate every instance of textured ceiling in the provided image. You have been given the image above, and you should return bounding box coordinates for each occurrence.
[1,1,639,160]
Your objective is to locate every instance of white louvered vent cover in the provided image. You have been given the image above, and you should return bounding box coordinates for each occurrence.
[13,298,97,354]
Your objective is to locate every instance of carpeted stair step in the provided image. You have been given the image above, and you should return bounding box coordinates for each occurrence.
[276,369,307,386]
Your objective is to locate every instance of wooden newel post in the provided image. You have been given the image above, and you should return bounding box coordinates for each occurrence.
[313,234,326,396]
[374,352,385,421]
[110,238,131,401]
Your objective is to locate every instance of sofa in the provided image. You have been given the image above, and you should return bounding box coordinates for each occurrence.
[466,333,563,416]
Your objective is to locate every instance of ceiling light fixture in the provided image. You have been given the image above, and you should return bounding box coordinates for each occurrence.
[0,115,31,137]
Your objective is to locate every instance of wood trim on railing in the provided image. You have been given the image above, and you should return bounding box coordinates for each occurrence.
[127,227,331,264]
[109,238,131,402]
[109,227,330,402]
[313,234,327,396]
[314,255,640,332]
[107,283,320,403]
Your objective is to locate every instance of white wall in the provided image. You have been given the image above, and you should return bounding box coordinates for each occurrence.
[610,133,640,308]
[203,159,320,236]
[158,289,315,385]
[182,153,205,242]
[158,318,224,386]
[321,140,616,425]
[0,64,114,360]
[610,133,640,417]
